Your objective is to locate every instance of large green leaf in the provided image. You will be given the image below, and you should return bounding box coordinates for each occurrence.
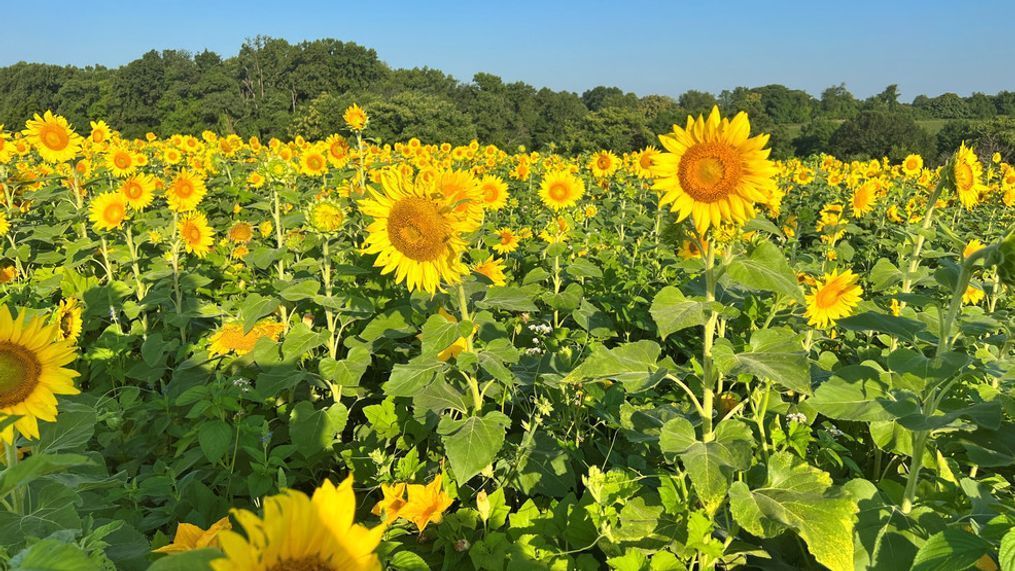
[713,327,810,394]
[420,313,471,356]
[289,401,348,457]
[809,365,920,422]
[844,479,920,571]
[478,285,539,312]
[837,311,929,342]
[9,539,95,571]
[660,418,753,513]
[726,240,804,303]
[728,452,858,571]
[239,293,280,332]
[384,357,446,396]
[0,453,91,498]
[147,549,221,571]
[438,411,511,483]
[564,340,667,392]
[650,286,707,340]
[198,420,232,464]
[910,528,992,571]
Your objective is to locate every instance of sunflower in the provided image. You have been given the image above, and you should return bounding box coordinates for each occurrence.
[478,175,509,211]
[22,111,83,163]
[166,170,208,212]
[0,212,9,236]
[107,146,137,177]
[851,181,876,218]
[651,106,777,234]
[89,192,128,231]
[360,170,468,295]
[53,298,83,343]
[154,517,231,554]
[344,104,369,132]
[119,174,156,210]
[539,170,585,211]
[179,212,215,258]
[89,120,112,144]
[953,144,986,209]
[902,154,923,177]
[227,221,255,244]
[474,258,507,286]
[212,477,383,571]
[0,305,80,444]
[804,269,863,328]
[399,474,454,533]
[492,227,521,254]
[208,321,285,356]
[632,147,660,179]
[300,148,329,177]
[307,198,345,235]
[325,134,351,167]
[589,150,620,179]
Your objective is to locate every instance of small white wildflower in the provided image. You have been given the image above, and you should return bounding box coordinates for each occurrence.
[787,412,808,424]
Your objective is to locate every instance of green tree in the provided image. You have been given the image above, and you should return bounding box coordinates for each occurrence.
[828,110,934,162]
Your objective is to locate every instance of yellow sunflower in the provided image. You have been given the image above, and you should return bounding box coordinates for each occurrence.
[651,106,777,234]
[208,321,285,356]
[0,305,80,444]
[344,104,369,132]
[119,174,157,210]
[492,227,521,254]
[902,154,923,177]
[89,192,128,231]
[107,146,137,177]
[22,111,83,163]
[804,269,863,328]
[211,477,383,571]
[89,120,112,144]
[962,285,985,305]
[589,150,620,179]
[474,258,507,286]
[963,239,985,260]
[953,144,986,209]
[632,147,660,179]
[227,222,255,244]
[300,148,329,177]
[166,170,208,212]
[0,264,16,284]
[851,181,877,218]
[53,298,83,343]
[539,170,585,211]
[325,134,351,167]
[0,212,9,236]
[478,175,509,211]
[179,212,215,257]
[360,170,468,295]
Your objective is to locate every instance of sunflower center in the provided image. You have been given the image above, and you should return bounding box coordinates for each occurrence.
[815,282,847,309]
[906,158,918,170]
[40,125,69,151]
[114,153,131,169]
[483,185,499,202]
[266,556,335,571]
[678,142,743,203]
[548,182,570,202]
[387,197,449,262]
[955,163,974,191]
[597,156,610,170]
[104,202,125,224]
[639,154,654,169]
[176,180,194,198]
[124,182,143,199]
[184,224,202,243]
[307,155,323,170]
[0,342,41,408]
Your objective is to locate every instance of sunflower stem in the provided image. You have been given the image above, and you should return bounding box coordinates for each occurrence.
[4,430,22,514]
[700,237,718,442]
[456,283,483,413]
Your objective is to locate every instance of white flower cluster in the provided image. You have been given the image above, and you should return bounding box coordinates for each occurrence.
[528,323,553,335]
[786,412,808,424]
[525,347,545,356]
[232,377,252,392]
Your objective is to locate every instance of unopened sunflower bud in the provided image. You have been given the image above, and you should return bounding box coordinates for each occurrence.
[476,490,490,523]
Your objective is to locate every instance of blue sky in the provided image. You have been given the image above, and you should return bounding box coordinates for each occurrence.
[2,0,1012,100]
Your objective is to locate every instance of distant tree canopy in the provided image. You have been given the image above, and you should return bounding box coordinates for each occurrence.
[1,36,1012,161]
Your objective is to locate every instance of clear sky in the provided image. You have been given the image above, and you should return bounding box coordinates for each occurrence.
[1,0,1012,101]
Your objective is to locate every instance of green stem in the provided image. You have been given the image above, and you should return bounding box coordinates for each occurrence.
[701,240,718,441]
[4,429,22,514]
[457,283,483,413]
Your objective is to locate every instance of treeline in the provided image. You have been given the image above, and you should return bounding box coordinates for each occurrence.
[2,36,1013,161]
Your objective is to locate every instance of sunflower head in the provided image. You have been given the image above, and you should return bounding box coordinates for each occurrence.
[89,192,129,232]
[539,170,585,211]
[651,106,777,235]
[0,305,80,444]
[307,198,346,235]
[344,104,369,132]
[179,212,215,258]
[22,111,83,163]
[952,144,986,209]
[804,269,863,329]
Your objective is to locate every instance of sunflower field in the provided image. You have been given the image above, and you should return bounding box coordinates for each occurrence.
[0,105,1014,571]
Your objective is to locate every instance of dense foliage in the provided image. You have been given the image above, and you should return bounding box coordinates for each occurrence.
[0,107,1014,571]
[2,36,1015,161]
